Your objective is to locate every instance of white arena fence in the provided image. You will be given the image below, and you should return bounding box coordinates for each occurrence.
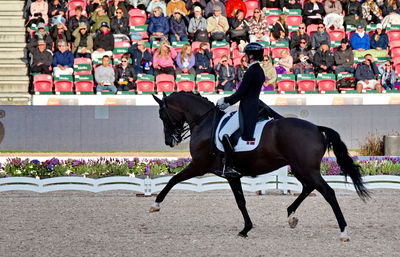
[0,167,399,195]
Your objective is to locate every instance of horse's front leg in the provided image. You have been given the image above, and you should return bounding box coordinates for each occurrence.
[149,163,204,212]
[227,177,253,237]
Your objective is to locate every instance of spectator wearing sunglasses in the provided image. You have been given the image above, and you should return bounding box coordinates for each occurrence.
[216,56,236,91]
[378,61,396,90]
[290,23,310,49]
[310,23,330,50]
[111,7,130,36]
[147,0,167,16]
[108,0,128,18]
[72,22,93,58]
[261,56,277,89]
[115,54,137,91]
[291,39,314,75]
[248,8,269,43]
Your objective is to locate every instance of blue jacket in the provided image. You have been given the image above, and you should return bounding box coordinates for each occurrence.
[52,50,74,68]
[194,50,212,69]
[355,62,379,81]
[351,33,370,50]
[370,33,388,50]
[128,44,153,67]
[148,14,170,35]
[170,16,188,36]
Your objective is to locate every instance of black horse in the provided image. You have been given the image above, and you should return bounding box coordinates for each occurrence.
[151,92,369,241]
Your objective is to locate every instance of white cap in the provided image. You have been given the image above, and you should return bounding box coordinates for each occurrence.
[376,23,383,29]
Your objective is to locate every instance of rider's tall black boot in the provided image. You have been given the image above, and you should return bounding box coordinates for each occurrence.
[221,134,241,178]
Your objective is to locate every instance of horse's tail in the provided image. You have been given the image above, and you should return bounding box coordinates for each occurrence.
[318,126,370,201]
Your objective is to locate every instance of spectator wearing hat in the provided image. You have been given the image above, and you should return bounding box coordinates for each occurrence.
[115,54,137,91]
[148,6,170,44]
[111,7,130,36]
[204,0,226,18]
[185,0,206,18]
[194,42,213,74]
[350,24,370,51]
[50,22,72,47]
[108,0,129,18]
[343,0,367,27]
[355,54,382,92]
[370,24,388,51]
[92,22,114,61]
[310,23,330,50]
[52,41,74,77]
[207,6,229,41]
[72,23,93,58]
[334,38,355,74]
[29,40,53,75]
[147,0,167,16]
[95,55,117,94]
[167,0,189,17]
[91,5,111,33]
[303,0,325,26]
[170,8,189,42]
[27,22,53,52]
[188,6,208,42]
[313,42,335,74]
[128,40,154,74]
[68,6,90,33]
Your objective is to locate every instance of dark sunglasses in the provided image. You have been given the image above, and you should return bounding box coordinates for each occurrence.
[300,41,306,44]
[121,60,128,62]
[385,64,391,66]
[263,59,269,61]
[254,11,260,13]
[222,60,227,62]
[299,27,305,29]
[318,26,324,28]
[116,12,123,14]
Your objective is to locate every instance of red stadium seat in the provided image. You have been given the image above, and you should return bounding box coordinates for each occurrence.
[306,24,319,37]
[33,74,53,92]
[318,80,336,92]
[277,80,296,92]
[391,46,400,57]
[211,47,230,59]
[328,30,346,42]
[129,16,146,26]
[191,41,210,53]
[156,74,175,92]
[266,15,279,26]
[196,74,216,93]
[75,80,94,93]
[390,40,400,49]
[245,0,260,18]
[54,80,73,92]
[176,80,195,92]
[387,30,400,44]
[286,15,302,26]
[136,80,155,93]
[68,0,87,18]
[271,47,289,58]
[74,57,92,75]
[298,80,316,92]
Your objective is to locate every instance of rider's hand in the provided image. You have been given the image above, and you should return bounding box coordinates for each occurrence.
[217,97,230,110]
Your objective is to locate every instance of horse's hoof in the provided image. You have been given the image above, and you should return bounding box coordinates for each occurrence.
[238,232,248,238]
[288,213,298,229]
[340,227,350,242]
[149,202,161,213]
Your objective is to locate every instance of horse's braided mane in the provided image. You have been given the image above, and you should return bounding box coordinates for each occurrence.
[170,91,215,107]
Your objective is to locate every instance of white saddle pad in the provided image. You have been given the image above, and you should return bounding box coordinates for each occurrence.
[215,112,273,152]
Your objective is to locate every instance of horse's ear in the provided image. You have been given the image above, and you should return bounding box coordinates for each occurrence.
[162,92,167,98]
[152,94,163,106]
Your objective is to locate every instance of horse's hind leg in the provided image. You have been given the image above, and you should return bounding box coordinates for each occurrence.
[287,184,313,229]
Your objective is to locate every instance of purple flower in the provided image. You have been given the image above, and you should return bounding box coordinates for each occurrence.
[127,161,134,169]
[72,160,81,167]
[31,159,40,165]
[50,158,59,165]
[145,165,151,175]
[47,164,54,171]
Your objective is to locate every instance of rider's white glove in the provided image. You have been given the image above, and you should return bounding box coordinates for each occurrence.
[217,97,230,110]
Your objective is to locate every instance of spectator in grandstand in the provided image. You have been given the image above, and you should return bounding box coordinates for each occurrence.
[175,44,196,75]
[216,55,236,91]
[323,0,344,30]
[350,23,370,51]
[194,42,213,74]
[291,39,314,75]
[261,56,277,89]
[115,54,137,91]
[92,22,114,61]
[370,24,389,51]
[185,0,207,18]
[311,23,330,50]
[48,0,67,20]
[382,0,400,16]
[50,22,72,46]
[313,42,335,74]
[290,23,310,49]
[153,40,178,76]
[28,22,53,51]
[272,13,289,41]
[95,55,118,94]
[167,0,189,17]
[128,0,150,10]
[274,49,293,73]
[204,0,226,18]
[52,41,74,77]
[303,0,325,26]
[362,0,383,25]
[378,61,396,90]
[355,54,382,92]
[343,0,367,27]
[111,7,130,36]
[68,6,90,33]
[148,6,170,44]
[30,0,49,25]
[207,6,229,41]
[87,0,108,15]
[129,41,154,74]
[334,38,355,74]
[29,40,53,75]
[147,0,167,16]
[109,0,129,18]
[72,23,93,58]
[188,7,208,42]
[283,0,302,10]
[247,8,270,43]
[235,56,248,89]
[91,5,111,33]
[226,0,247,20]
[263,0,282,9]
[229,10,249,44]
[169,9,189,42]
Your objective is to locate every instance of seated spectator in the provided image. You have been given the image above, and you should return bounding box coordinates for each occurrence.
[87,0,108,14]
[72,23,93,58]
[291,39,314,75]
[204,0,226,18]
[382,6,400,28]
[370,24,388,51]
[128,0,150,10]
[111,7,130,36]
[248,8,269,43]
[153,40,177,76]
[176,44,195,75]
[92,22,114,61]
[169,9,189,42]
[361,0,383,25]
[283,0,302,10]
[323,0,344,30]
[235,56,248,89]
[95,55,117,94]
[27,22,53,51]
[147,0,167,16]
[216,55,235,91]
[91,5,111,33]
[262,0,281,9]
[343,0,367,27]
[48,0,67,20]
[229,9,249,44]
[148,6,170,44]
[350,24,370,51]
[186,0,207,18]
[167,0,188,17]
[334,38,355,74]
[108,0,128,18]
[30,0,49,25]
[68,6,90,33]
[355,54,382,92]
[29,39,53,75]
[382,0,400,17]
[188,6,208,42]
[194,42,213,74]
[207,6,229,41]
[115,54,137,91]
[313,42,335,74]
[52,41,74,77]
[50,22,72,46]
[290,23,310,49]
[274,49,293,73]
[272,13,288,41]
[129,40,154,74]
[261,56,277,90]
[379,61,396,90]
[303,0,325,26]
[311,23,330,50]
[226,0,247,20]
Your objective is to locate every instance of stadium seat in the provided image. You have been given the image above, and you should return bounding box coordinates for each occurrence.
[391,46,400,57]
[318,80,336,92]
[68,0,87,18]
[245,0,260,18]
[191,41,210,53]
[306,24,319,37]
[136,74,155,93]
[54,80,74,93]
[129,16,147,26]
[33,74,53,93]
[211,47,230,59]
[271,47,289,58]
[387,30,400,44]
[277,80,296,92]
[156,74,175,92]
[75,80,94,94]
[196,74,216,93]
[266,15,279,26]
[176,74,195,92]
[297,73,316,92]
[328,30,346,42]
[74,58,92,75]
[285,15,302,26]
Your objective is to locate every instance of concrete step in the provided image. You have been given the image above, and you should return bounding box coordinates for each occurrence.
[0,42,26,48]
[0,18,25,27]
[0,64,27,76]
[0,10,23,17]
[0,81,29,93]
[0,1,25,11]
[0,49,25,59]
[0,27,26,33]
[0,75,29,82]
[0,93,31,105]
[0,32,25,43]
[0,58,28,65]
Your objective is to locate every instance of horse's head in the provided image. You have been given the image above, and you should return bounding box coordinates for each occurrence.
[153,92,186,147]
